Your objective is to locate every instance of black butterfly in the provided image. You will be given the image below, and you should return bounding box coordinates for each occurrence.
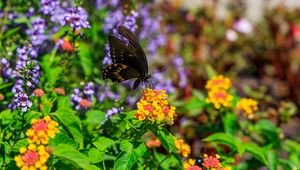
[101,26,152,89]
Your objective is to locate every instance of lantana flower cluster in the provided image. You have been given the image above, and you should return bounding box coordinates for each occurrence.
[15,116,59,170]
[26,116,59,145]
[183,154,231,170]
[237,98,258,119]
[14,144,50,170]
[174,137,191,157]
[135,88,176,124]
[205,75,233,109]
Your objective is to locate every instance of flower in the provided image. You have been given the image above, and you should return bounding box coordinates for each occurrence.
[54,88,65,95]
[60,7,90,30]
[206,89,233,109]
[202,154,222,169]
[183,158,203,170]
[146,139,161,148]
[237,98,258,119]
[40,0,59,15]
[34,89,44,97]
[26,17,48,46]
[135,88,176,124]
[105,107,122,120]
[60,38,73,52]
[226,29,238,42]
[233,18,253,34]
[13,92,33,112]
[205,75,231,91]
[71,82,95,110]
[172,56,188,88]
[0,57,13,81]
[0,93,4,100]
[26,116,59,145]
[174,137,191,157]
[14,144,50,170]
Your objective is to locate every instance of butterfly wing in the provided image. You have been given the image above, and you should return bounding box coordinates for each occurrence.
[117,26,148,74]
[108,35,145,75]
[102,64,141,82]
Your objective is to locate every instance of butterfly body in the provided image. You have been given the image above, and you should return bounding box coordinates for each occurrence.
[101,26,151,89]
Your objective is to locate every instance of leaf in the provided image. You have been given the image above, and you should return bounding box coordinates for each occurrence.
[205,64,217,78]
[85,110,106,125]
[88,148,104,163]
[53,144,99,170]
[254,120,280,147]
[222,113,237,136]
[114,142,147,170]
[3,27,20,39]
[93,137,116,151]
[79,43,93,76]
[203,132,245,155]
[52,109,83,149]
[12,139,29,152]
[49,131,77,148]
[267,150,278,170]
[57,96,72,110]
[150,125,177,153]
[244,143,268,165]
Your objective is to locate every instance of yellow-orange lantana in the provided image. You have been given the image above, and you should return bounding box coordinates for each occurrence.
[205,75,231,91]
[237,98,258,119]
[206,89,233,109]
[26,116,59,145]
[14,144,50,170]
[135,88,176,124]
[174,137,191,157]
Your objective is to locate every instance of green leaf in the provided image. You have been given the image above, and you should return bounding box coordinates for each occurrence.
[85,110,106,125]
[93,137,116,151]
[150,125,177,153]
[267,150,278,170]
[254,120,280,147]
[244,143,268,165]
[79,43,93,76]
[203,133,236,148]
[88,148,104,163]
[205,64,217,78]
[114,142,147,170]
[3,27,20,39]
[12,139,29,152]
[222,113,237,136]
[52,109,83,149]
[57,96,72,110]
[49,131,77,148]
[53,144,99,170]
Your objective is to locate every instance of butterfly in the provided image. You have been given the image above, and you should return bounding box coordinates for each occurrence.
[101,26,152,89]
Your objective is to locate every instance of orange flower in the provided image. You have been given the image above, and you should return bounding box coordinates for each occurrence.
[205,75,231,91]
[202,154,222,169]
[80,99,90,108]
[174,137,191,157]
[135,88,176,124]
[0,93,4,100]
[14,144,50,170]
[26,116,59,145]
[34,89,44,97]
[183,158,204,170]
[61,38,73,52]
[54,88,65,95]
[206,89,233,109]
[237,98,258,119]
[146,139,161,148]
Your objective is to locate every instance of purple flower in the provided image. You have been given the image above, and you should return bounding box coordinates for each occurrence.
[233,18,253,34]
[71,82,95,110]
[103,9,123,34]
[173,56,188,88]
[102,43,112,65]
[26,17,48,46]
[153,72,175,93]
[60,7,90,30]
[105,107,122,120]
[13,92,33,112]
[40,0,59,15]
[96,84,120,102]
[0,58,13,81]
[123,11,138,33]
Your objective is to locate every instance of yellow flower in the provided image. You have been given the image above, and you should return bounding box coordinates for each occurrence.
[26,116,59,145]
[237,98,258,119]
[206,89,233,109]
[135,88,176,124]
[14,144,50,170]
[174,137,191,157]
[183,159,196,169]
[205,75,231,91]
